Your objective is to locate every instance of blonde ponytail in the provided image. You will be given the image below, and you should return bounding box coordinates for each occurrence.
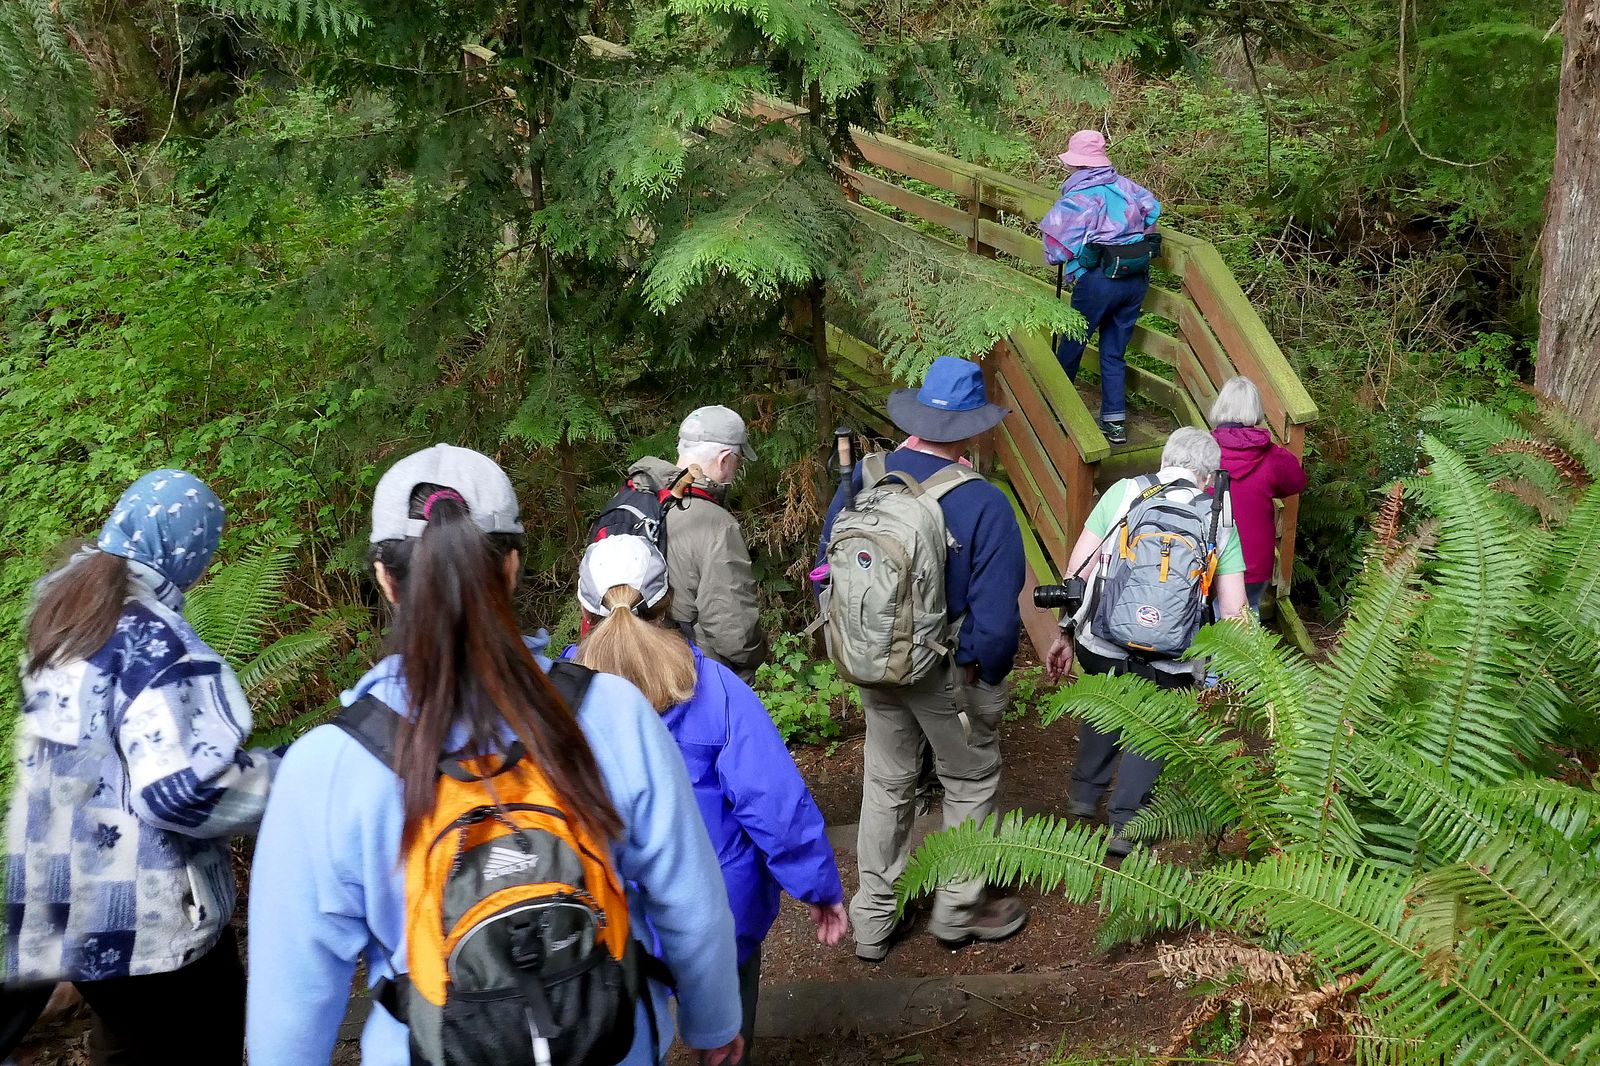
[575,586,698,712]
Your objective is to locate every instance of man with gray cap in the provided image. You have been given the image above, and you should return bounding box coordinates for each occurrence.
[628,405,769,681]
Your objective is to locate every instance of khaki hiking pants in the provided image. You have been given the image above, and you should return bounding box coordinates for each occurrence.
[852,663,1009,946]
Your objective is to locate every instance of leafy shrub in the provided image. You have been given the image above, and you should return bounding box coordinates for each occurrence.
[754,633,856,744]
[903,402,1600,1064]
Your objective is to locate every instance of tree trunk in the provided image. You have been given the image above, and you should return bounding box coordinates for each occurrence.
[1536,0,1600,433]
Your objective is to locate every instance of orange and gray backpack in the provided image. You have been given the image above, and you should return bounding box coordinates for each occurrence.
[336,662,657,1066]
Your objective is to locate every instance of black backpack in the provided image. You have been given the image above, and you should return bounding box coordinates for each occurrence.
[588,466,713,555]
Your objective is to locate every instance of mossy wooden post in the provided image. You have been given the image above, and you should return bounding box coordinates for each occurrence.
[1276,423,1306,594]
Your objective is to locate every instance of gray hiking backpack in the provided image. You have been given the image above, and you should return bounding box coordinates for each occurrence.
[1091,477,1224,660]
[821,454,981,687]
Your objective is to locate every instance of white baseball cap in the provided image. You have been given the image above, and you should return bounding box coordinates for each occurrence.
[370,444,524,543]
[679,405,757,461]
[578,535,670,617]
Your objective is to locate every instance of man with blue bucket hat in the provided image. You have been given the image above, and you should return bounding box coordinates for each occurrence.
[815,357,1029,961]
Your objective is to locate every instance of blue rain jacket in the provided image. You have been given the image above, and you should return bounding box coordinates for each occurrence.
[568,642,844,964]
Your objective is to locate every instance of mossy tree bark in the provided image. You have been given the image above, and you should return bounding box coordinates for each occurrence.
[1537,0,1600,435]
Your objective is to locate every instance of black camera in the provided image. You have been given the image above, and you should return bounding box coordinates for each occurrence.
[1033,577,1085,615]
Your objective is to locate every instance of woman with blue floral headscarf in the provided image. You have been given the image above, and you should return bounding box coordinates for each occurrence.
[2,469,278,1065]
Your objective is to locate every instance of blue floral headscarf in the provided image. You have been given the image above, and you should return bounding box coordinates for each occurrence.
[96,469,226,589]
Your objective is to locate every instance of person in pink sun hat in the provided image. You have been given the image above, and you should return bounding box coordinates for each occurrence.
[1039,130,1163,445]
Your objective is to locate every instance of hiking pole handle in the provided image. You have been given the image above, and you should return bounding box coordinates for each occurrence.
[669,465,702,504]
[834,426,855,478]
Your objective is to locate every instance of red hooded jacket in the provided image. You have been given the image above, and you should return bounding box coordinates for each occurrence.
[1213,425,1308,585]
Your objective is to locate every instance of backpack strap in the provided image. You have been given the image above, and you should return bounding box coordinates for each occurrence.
[861,452,889,488]
[334,694,402,769]
[919,462,983,502]
[334,662,596,775]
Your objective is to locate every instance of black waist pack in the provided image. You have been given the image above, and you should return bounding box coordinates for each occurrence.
[1089,233,1162,279]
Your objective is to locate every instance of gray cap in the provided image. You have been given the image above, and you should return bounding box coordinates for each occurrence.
[578,535,669,617]
[370,443,524,543]
[679,405,757,461]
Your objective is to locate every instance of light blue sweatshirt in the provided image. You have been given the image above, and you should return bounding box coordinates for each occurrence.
[245,635,742,1065]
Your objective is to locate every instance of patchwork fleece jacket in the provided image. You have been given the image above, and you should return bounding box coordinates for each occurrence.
[3,560,278,983]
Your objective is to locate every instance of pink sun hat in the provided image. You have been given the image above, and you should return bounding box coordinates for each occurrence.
[1058,130,1111,168]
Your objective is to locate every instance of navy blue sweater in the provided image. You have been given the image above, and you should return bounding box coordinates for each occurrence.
[818,449,1025,684]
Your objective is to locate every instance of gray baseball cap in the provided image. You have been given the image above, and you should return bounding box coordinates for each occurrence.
[370,443,524,543]
[679,405,757,460]
[578,535,669,617]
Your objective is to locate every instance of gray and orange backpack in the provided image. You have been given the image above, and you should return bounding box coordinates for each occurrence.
[336,662,659,1066]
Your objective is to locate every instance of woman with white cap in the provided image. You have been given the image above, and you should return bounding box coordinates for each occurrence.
[246,445,745,1066]
[1038,129,1163,445]
[571,534,847,1066]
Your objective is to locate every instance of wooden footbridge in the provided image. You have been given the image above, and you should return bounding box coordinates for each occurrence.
[583,38,1318,652]
[777,112,1320,652]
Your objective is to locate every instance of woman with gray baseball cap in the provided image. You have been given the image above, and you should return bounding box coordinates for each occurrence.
[247,444,746,1066]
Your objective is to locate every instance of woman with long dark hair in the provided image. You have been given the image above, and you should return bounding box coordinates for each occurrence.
[571,535,846,1066]
[246,445,743,1066]
[2,469,277,1064]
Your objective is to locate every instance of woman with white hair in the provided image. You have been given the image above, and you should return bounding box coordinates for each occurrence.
[1208,376,1307,612]
[1044,428,1249,854]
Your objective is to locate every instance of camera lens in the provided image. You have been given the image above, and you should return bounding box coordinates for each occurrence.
[1033,584,1073,609]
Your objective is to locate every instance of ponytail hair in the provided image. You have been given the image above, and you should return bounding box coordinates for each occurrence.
[574,588,697,713]
[375,484,622,848]
[26,550,131,674]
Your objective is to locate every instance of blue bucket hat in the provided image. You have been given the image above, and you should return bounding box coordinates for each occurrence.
[886,357,1010,443]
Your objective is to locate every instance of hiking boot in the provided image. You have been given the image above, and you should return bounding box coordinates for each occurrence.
[1067,799,1098,819]
[1106,830,1135,858]
[1099,419,1128,445]
[931,897,1029,948]
[855,916,915,963]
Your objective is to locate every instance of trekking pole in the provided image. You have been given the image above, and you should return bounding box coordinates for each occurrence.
[834,426,855,482]
[1050,261,1065,349]
[668,465,701,508]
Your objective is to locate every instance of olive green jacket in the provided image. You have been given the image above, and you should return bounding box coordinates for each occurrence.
[630,457,769,680]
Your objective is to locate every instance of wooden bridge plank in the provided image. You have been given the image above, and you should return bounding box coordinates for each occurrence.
[1182,244,1317,431]
[990,349,1081,479]
[975,218,1041,263]
[993,427,1070,570]
[1177,301,1238,396]
[994,480,1065,659]
[996,407,1071,533]
[850,133,978,202]
[1006,332,1110,463]
[844,166,972,238]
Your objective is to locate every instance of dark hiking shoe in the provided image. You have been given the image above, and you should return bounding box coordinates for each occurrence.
[932,897,1029,948]
[1106,832,1135,858]
[1099,419,1128,445]
[855,916,915,963]
[1067,799,1098,819]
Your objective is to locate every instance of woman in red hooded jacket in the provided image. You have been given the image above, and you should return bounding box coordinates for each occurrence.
[1209,376,1308,612]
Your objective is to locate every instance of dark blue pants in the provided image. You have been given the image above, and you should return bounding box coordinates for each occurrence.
[1055,269,1151,423]
[1070,647,1195,829]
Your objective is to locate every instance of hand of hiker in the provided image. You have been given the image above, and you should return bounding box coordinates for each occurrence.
[964,663,979,686]
[809,901,849,945]
[700,1034,745,1065]
[1045,633,1074,682]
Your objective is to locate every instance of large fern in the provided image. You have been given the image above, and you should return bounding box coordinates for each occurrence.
[902,403,1600,1064]
[186,535,348,717]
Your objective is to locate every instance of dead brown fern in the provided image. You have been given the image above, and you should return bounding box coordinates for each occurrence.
[1490,476,1575,527]
[1157,935,1308,989]
[1488,439,1593,488]
[1234,973,1362,1066]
